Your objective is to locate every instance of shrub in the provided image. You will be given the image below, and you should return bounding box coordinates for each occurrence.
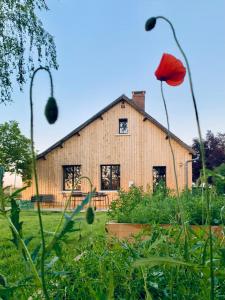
[108,186,225,225]
[213,163,225,195]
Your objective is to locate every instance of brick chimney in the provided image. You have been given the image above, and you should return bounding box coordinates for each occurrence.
[132,91,145,111]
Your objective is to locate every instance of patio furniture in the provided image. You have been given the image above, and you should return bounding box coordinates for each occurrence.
[61,191,109,210]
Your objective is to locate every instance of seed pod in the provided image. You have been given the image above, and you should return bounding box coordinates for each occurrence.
[45,97,58,124]
[86,206,95,224]
[145,17,157,31]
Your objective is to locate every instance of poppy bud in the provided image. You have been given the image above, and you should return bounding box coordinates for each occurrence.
[45,97,58,124]
[86,206,95,224]
[145,17,157,31]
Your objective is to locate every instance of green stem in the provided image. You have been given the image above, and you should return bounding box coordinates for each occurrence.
[5,214,41,287]
[30,66,53,300]
[45,189,74,254]
[79,176,93,194]
[156,16,214,299]
[156,16,206,179]
[46,176,93,254]
[160,82,179,197]
[160,82,186,231]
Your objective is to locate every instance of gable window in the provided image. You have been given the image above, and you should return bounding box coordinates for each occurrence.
[119,118,128,134]
[63,165,81,191]
[153,166,166,191]
[101,165,120,190]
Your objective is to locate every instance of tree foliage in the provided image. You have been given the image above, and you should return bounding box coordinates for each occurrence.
[0,0,57,104]
[212,163,225,195]
[192,130,225,182]
[0,121,32,182]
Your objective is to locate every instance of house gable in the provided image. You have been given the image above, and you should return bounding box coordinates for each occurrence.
[37,94,194,160]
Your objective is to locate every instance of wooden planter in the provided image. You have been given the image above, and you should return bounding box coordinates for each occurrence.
[106,222,224,240]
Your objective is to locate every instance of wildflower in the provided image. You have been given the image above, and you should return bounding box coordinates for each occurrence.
[155,53,186,86]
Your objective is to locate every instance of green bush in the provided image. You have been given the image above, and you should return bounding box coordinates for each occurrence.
[213,163,225,195]
[108,186,225,225]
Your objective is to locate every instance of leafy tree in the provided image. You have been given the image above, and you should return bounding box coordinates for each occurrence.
[212,163,225,195]
[192,130,225,182]
[0,121,32,182]
[0,0,57,104]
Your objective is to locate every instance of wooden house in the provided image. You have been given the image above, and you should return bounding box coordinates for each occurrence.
[22,91,194,208]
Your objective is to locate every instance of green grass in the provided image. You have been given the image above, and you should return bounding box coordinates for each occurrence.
[0,210,107,284]
[1,209,225,299]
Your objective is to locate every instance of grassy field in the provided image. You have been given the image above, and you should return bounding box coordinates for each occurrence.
[0,210,107,284]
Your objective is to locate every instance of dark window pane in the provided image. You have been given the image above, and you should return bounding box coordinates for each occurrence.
[101,166,111,190]
[101,165,120,190]
[64,166,74,190]
[64,167,72,190]
[74,166,81,190]
[119,119,128,134]
[111,165,120,190]
[63,165,81,190]
[153,166,166,191]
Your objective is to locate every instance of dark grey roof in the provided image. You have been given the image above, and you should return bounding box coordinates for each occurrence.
[37,94,194,159]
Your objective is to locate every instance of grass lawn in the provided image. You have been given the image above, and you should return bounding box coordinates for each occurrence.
[1,202,225,299]
[0,210,107,283]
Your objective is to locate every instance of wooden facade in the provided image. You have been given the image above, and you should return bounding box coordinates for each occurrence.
[22,92,193,207]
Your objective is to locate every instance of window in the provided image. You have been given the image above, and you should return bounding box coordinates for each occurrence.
[153,166,166,191]
[119,118,128,134]
[63,165,81,191]
[101,165,120,190]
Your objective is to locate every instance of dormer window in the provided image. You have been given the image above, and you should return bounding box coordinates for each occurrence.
[119,118,128,134]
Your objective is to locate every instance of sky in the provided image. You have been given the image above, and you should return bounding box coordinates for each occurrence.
[1,0,225,154]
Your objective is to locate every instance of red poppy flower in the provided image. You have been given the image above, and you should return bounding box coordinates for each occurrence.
[155,53,186,86]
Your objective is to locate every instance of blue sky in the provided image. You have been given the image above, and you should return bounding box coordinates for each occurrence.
[1,0,225,153]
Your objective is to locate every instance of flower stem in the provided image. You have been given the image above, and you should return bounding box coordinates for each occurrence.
[160,82,186,230]
[46,176,93,254]
[156,16,206,182]
[5,214,42,287]
[30,66,53,300]
[156,16,214,299]
[160,82,179,197]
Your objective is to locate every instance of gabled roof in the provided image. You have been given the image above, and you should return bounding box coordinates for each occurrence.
[37,94,194,159]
